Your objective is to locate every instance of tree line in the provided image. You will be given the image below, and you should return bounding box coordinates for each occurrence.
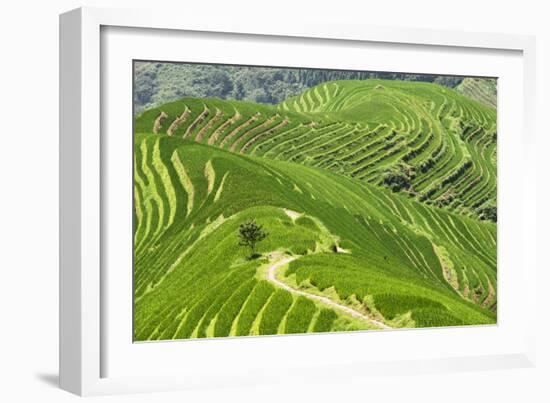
[134,61,464,113]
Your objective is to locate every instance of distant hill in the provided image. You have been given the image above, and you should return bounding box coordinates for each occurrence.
[133,62,464,114]
[455,78,497,108]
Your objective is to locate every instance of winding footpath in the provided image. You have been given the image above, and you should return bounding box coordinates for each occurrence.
[266,255,392,330]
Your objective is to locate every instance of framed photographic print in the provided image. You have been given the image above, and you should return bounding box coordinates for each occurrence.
[132,60,498,341]
[60,7,537,396]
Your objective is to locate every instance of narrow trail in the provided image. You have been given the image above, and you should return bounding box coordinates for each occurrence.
[266,255,392,330]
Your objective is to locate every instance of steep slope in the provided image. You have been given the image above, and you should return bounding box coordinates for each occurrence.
[135,79,497,221]
[279,80,497,219]
[133,134,496,341]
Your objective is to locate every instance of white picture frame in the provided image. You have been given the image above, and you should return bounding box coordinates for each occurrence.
[59,6,537,396]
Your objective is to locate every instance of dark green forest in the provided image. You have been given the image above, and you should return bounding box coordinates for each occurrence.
[134,61,471,113]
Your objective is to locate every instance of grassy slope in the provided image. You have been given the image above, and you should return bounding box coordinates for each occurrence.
[279,80,497,217]
[135,80,497,220]
[133,134,496,341]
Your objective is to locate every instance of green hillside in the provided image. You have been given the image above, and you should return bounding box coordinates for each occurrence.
[133,136,496,341]
[137,80,497,221]
[133,79,497,341]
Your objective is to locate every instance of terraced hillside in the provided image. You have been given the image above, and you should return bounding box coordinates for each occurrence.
[133,78,497,341]
[136,80,497,221]
[455,78,497,108]
[133,133,496,341]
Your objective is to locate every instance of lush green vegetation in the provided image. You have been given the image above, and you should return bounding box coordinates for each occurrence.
[284,297,317,334]
[133,76,497,341]
[136,79,497,221]
[134,62,465,113]
[133,134,496,339]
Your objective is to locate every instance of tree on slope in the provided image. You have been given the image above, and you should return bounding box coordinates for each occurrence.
[238,219,268,258]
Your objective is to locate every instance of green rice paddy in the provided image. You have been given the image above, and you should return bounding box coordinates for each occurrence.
[133,79,497,341]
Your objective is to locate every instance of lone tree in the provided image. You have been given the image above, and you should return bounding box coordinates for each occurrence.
[238,219,268,258]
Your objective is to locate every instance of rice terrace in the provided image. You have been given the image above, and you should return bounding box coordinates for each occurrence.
[133,62,497,341]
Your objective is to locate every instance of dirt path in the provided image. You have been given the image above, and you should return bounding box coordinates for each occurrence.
[266,256,392,330]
